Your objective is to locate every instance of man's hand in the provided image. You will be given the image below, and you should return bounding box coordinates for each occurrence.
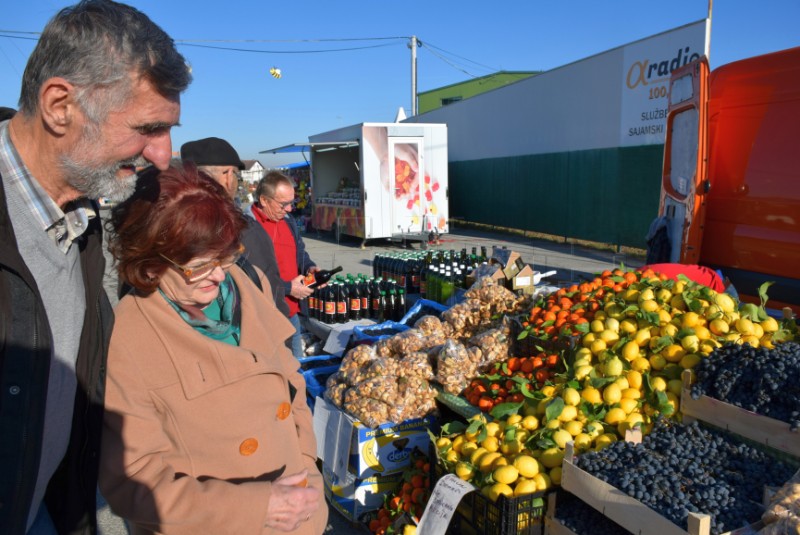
[289,274,314,299]
[264,470,320,532]
[305,266,329,289]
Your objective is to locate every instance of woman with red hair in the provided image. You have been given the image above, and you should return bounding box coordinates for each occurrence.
[99,164,326,534]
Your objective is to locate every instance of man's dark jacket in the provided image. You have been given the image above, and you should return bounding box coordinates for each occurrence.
[240,218,291,318]
[0,172,114,535]
[243,206,316,316]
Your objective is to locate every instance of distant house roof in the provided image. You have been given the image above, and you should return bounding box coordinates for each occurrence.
[242,160,263,171]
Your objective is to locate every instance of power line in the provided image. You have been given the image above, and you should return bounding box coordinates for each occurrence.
[174,36,409,43]
[179,42,400,54]
[0,31,406,54]
[421,40,500,72]
[0,33,38,42]
[0,30,501,79]
[0,30,409,44]
[421,45,482,78]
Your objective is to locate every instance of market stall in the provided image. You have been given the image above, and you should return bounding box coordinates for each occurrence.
[297,248,800,535]
[262,122,449,246]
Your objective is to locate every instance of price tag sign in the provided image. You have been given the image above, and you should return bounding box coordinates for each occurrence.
[416,474,476,535]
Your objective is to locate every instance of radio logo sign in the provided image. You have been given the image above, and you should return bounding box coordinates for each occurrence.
[620,21,707,147]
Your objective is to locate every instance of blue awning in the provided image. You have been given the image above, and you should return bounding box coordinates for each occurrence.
[260,143,311,154]
[259,141,359,154]
[279,161,310,170]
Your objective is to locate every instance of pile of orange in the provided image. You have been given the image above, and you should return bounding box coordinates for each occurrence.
[463,352,562,412]
[367,455,431,534]
[520,269,649,339]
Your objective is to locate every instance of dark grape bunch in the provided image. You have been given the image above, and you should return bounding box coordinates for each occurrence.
[554,491,629,535]
[690,341,800,430]
[574,419,797,535]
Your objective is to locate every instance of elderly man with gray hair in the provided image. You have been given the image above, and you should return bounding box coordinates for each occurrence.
[0,1,191,533]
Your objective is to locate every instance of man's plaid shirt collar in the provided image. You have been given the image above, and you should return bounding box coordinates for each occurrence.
[0,119,95,253]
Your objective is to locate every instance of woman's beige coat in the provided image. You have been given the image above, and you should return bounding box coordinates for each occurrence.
[99,267,327,534]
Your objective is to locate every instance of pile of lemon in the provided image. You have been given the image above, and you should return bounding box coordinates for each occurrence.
[570,276,784,433]
[435,413,557,502]
[435,274,791,501]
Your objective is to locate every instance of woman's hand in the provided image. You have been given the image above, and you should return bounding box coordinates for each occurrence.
[264,470,320,531]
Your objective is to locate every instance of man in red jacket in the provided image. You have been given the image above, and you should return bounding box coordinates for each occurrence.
[249,171,321,359]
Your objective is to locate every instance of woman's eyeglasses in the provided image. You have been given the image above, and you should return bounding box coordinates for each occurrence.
[160,244,245,283]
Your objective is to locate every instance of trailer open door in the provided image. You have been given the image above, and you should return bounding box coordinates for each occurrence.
[655,57,710,265]
[388,137,424,236]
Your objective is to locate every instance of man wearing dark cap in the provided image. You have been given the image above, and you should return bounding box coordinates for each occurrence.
[181,137,290,317]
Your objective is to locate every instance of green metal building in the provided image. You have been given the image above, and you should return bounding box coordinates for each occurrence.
[418,72,539,114]
[405,21,709,250]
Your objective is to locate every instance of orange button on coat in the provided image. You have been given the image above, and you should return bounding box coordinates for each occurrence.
[239,438,259,456]
[276,402,291,420]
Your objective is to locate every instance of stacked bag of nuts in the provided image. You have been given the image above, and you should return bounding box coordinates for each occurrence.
[324,277,526,426]
[759,469,800,534]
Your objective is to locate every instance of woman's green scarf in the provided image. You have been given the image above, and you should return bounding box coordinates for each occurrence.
[159,273,242,345]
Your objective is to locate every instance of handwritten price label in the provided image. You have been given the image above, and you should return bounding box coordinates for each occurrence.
[416,474,476,535]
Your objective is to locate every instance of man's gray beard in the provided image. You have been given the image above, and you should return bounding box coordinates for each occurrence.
[61,154,147,202]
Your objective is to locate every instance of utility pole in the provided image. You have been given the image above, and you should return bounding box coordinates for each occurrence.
[410,35,418,116]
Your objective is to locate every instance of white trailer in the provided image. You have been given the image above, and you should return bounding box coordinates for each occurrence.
[265,122,448,246]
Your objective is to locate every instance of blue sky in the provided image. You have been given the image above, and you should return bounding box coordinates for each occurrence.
[1,1,798,167]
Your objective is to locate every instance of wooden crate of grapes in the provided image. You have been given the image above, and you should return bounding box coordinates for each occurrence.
[559,433,787,535]
[543,493,585,535]
[560,442,712,535]
[681,369,800,459]
[543,490,763,535]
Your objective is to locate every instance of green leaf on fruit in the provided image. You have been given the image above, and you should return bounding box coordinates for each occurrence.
[590,376,618,389]
[466,420,487,443]
[490,402,523,420]
[545,397,565,422]
[574,322,590,334]
[440,421,467,435]
[519,383,538,399]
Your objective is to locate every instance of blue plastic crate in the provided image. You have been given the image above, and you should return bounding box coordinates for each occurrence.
[351,321,410,344]
[302,364,340,402]
[399,298,449,326]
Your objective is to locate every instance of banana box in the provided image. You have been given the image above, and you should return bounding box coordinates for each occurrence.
[349,414,437,478]
[312,397,437,480]
[321,462,404,522]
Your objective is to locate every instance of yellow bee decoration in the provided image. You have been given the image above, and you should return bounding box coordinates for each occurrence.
[269,66,282,79]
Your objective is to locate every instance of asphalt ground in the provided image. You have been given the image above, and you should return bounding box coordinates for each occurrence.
[300,223,644,285]
[96,220,645,534]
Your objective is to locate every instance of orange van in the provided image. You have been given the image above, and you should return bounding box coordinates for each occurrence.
[652,46,800,312]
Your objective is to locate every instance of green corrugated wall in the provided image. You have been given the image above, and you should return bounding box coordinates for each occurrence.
[448,145,663,249]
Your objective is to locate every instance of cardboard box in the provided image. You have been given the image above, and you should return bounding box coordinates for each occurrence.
[511,264,536,295]
[322,462,404,522]
[470,262,506,287]
[491,247,524,279]
[312,397,437,479]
